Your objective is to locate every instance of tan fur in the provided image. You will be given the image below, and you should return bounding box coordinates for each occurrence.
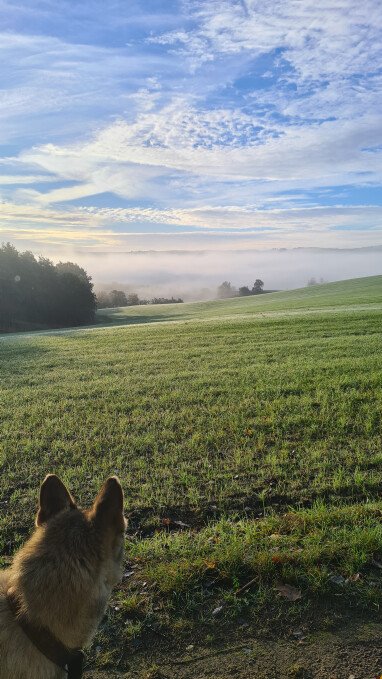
[0,475,126,678]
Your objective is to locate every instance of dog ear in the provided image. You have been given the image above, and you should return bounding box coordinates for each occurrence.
[36,474,76,526]
[90,477,126,534]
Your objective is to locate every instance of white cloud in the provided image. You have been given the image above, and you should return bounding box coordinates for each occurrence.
[0,31,179,144]
[1,200,381,251]
[176,0,382,80]
[0,1,381,253]
[17,109,382,207]
[153,0,382,123]
[0,175,57,185]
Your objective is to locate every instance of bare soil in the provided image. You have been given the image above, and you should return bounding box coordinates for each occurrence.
[85,617,382,679]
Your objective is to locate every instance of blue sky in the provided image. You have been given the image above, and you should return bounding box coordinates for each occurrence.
[0,0,381,254]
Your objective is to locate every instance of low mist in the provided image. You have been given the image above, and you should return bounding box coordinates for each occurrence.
[52,247,381,302]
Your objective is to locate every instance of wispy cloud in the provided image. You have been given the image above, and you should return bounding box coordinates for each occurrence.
[1,200,380,254]
[17,110,382,208]
[0,0,381,256]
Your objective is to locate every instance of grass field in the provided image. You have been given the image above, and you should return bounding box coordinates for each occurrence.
[1,275,382,671]
[97,275,382,327]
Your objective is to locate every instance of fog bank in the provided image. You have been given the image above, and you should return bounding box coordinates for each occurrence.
[52,247,381,301]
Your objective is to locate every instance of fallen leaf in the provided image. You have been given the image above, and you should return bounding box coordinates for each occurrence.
[275,583,302,601]
[161,518,171,526]
[346,573,361,583]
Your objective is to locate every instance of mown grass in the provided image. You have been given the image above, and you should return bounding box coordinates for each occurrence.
[1,275,382,666]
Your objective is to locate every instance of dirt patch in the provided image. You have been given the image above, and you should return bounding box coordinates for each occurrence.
[85,618,382,679]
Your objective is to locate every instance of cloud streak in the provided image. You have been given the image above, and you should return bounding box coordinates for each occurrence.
[0,0,381,256]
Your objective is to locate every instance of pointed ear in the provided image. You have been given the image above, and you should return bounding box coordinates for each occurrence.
[90,477,126,535]
[36,474,76,526]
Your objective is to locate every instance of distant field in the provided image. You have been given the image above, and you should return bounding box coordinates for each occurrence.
[1,275,382,669]
[96,275,382,327]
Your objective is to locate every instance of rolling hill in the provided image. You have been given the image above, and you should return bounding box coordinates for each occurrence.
[96,275,382,327]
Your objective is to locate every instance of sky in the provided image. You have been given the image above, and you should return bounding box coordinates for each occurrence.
[0,0,381,289]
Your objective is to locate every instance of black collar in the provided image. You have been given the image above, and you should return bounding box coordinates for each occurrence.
[7,589,85,678]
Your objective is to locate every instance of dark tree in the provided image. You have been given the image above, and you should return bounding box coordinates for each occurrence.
[238,286,252,296]
[56,271,96,325]
[252,279,264,294]
[56,261,92,285]
[109,290,128,307]
[127,292,139,306]
[0,243,96,332]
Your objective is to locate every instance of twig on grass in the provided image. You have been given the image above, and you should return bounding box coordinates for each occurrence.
[165,644,252,667]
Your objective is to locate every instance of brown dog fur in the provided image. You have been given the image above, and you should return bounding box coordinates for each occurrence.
[0,474,126,678]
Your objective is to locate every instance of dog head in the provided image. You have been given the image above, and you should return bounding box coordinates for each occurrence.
[36,473,127,585]
[9,474,127,646]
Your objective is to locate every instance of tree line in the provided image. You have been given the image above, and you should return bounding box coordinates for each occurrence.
[217,279,265,299]
[97,289,183,308]
[0,243,96,332]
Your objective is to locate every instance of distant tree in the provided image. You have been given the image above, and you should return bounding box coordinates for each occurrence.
[127,292,139,306]
[109,290,128,307]
[307,277,317,287]
[96,290,183,308]
[238,286,252,296]
[252,279,264,294]
[217,281,236,299]
[96,291,111,309]
[151,297,183,304]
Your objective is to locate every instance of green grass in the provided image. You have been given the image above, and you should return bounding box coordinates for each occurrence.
[1,275,382,666]
[96,275,382,327]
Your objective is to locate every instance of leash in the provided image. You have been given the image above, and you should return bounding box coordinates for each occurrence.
[65,652,85,679]
[7,589,85,678]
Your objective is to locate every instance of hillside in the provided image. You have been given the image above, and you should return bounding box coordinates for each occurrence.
[96,275,382,327]
[1,275,382,676]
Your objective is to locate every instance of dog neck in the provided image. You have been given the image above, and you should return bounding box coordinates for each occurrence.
[6,588,85,677]
[6,519,109,650]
